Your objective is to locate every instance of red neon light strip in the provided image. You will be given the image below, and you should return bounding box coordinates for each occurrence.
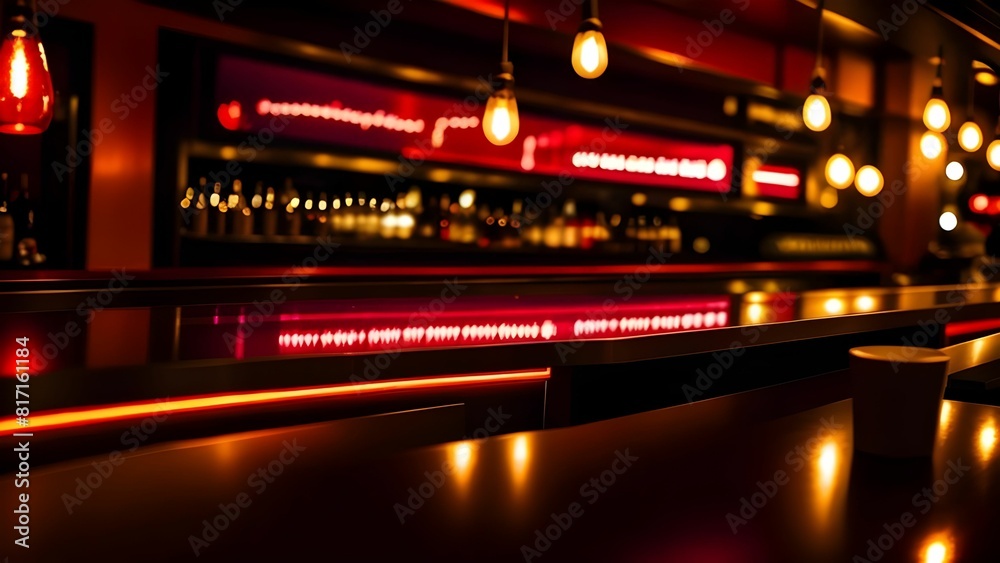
[945,319,1000,338]
[0,369,550,434]
[276,298,730,355]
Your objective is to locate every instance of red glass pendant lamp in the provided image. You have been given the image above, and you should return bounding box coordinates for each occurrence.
[0,0,53,134]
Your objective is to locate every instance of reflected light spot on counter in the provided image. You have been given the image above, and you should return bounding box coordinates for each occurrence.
[823,298,844,315]
[818,442,837,485]
[853,295,876,312]
[746,303,765,324]
[513,435,528,464]
[454,442,472,468]
[979,420,997,463]
[923,541,948,563]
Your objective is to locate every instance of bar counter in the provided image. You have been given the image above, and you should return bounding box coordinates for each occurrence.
[6,369,998,562]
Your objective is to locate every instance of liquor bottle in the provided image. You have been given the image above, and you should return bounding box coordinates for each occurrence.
[342,192,357,235]
[562,199,580,248]
[11,174,43,266]
[317,192,329,233]
[438,194,452,241]
[250,181,265,233]
[230,179,253,236]
[262,186,277,236]
[543,207,563,248]
[0,173,13,261]
[209,182,226,235]
[303,191,318,235]
[280,178,301,236]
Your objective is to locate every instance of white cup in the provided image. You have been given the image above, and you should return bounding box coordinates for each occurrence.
[849,346,951,458]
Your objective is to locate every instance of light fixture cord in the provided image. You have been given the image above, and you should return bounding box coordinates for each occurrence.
[502,0,510,64]
[587,0,598,21]
[814,0,825,73]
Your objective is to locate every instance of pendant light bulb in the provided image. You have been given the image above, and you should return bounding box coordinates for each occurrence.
[0,2,54,135]
[824,154,854,189]
[803,93,831,132]
[571,12,607,79]
[483,64,519,146]
[923,97,951,132]
[987,138,1000,171]
[958,121,982,152]
[920,131,945,159]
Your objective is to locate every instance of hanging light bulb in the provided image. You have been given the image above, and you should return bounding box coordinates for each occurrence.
[0,0,54,135]
[802,0,831,132]
[920,130,945,159]
[803,92,831,132]
[958,121,982,152]
[854,165,884,197]
[923,47,950,133]
[482,0,519,146]
[483,63,519,146]
[824,153,855,189]
[571,0,608,79]
[988,138,1000,171]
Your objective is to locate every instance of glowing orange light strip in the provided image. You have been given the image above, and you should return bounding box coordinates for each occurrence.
[0,369,550,434]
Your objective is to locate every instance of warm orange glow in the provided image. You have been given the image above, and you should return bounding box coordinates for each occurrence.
[0,368,551,434]
[921,537,953,563]
[978,419,997,463]
[509,434,531,495]
[572,29,608,79]
[483,93,519,145]
[803,94,831,131]
[923,98,951,132]
[9,38,27,99]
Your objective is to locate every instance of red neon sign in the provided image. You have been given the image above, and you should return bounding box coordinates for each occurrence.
[270,295,730,356]
[970,194,1000,215]
[214,56,738,195]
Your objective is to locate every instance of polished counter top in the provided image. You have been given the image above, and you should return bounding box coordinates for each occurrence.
[5,371,997,562]
[5,280,1000,415]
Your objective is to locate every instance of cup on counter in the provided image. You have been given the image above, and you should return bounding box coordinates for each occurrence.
[849,346,951,458]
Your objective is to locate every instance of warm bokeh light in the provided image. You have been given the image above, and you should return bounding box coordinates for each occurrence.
[945,161,964,181]
[458,189,476,209]
[853,295,876,312]
[958,121,983,151]
[922,538,952,563]
[483,91,519,145]
[823,298,844,315]
[454,442,473,470]
[854,165,884,196]
[921,131,945,159]
[979,419,997,463]
[819,187,838,209]
[971,194,989,212]
[802,94,831,131]
[939,211,958,232]
[988,139,1000,170]
[825,154,855,189]
[923,97,951,132]
[571,28,608,79]
[817,442,837,484]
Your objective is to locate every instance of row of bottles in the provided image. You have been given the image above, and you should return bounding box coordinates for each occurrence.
[179,178,682,253]
[0,172,44,266]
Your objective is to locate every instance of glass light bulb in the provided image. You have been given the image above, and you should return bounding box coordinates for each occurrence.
[802,94,831,132]
[939,211,958,231]
[483,92,519,146]
[920,131,945,159]
[945,161,964,181]
[922,97,951,132]
[571,29,608,79]
[958,121,983,152]
[824,154,855,189]
[0,29,54,134]
[989,140,1000,171]
[855,165,884,197]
